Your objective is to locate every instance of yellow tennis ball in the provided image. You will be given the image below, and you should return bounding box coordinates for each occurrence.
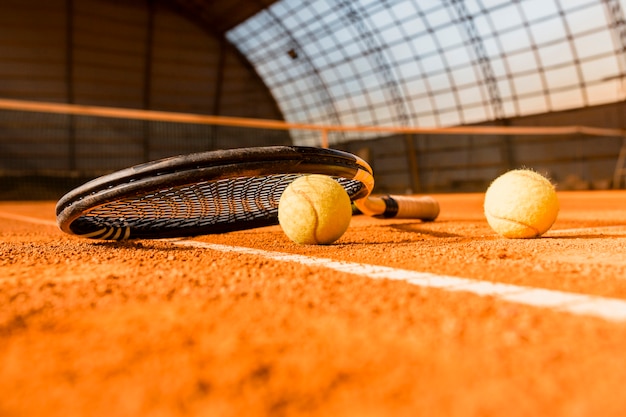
[278,174,352,245]
[484,169,559,238]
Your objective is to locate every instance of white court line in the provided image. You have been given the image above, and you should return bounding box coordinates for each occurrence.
[5,211,626,323]
[175,240,626,324]
[0,211,57,227]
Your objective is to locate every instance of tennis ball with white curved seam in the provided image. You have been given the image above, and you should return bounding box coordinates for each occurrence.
[484,169,559,238]
[278,174,352,245]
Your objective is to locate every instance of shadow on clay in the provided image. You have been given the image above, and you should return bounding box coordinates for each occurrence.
[543,234,626,240]
[388,221,464,238]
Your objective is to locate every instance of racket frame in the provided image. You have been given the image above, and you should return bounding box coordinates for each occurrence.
[56,146,376,239]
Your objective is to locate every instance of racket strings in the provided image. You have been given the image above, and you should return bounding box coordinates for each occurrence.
[70,175,365,238]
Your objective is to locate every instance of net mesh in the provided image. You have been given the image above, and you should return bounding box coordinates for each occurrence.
[2,98,625,199]
[69,175,364,239]
[0,100,292,200]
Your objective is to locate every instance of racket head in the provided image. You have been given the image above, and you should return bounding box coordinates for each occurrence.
[56,146,374,240]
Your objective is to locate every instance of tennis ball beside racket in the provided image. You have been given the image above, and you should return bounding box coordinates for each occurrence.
[484,169,559,238]
[278,174,352,244]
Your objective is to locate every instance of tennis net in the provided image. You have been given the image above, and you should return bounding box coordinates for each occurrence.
[1,98,625,199]
[0,99,291,199]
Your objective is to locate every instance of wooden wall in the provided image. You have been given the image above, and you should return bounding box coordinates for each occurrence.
[0,0,289,174]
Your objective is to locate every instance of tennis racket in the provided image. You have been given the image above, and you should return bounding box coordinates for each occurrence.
[56,146,439,240]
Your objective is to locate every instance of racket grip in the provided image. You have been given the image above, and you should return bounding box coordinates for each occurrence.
[385,195,440,220]
[356,195,440,221]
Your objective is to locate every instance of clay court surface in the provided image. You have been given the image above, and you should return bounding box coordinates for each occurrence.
[2,190,626,416]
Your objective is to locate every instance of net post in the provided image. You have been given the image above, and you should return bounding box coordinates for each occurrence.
[404,132,421,193]
[613,133,626,189]
[321,129,329,148]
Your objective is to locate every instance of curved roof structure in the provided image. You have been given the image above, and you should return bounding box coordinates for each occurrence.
[225,0,626,145]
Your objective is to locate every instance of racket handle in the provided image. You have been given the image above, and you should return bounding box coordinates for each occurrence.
[356,195,440,221]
